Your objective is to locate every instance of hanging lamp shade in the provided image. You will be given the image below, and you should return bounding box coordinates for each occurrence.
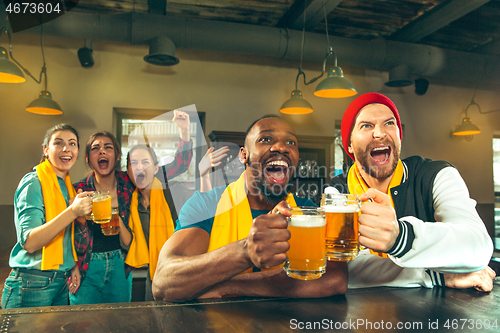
[314,67,357,98]
[26,90,63,115]
[453,117,481,136]
[0,46,25,83]
[280,90,313,114]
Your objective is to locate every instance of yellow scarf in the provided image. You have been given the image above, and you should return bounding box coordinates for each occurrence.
[125,177,174,280]
[36,159,77,270]
[208,172,297,273]
[347,160,404,258]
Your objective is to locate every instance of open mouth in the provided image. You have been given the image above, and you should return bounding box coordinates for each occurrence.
[370,146,391,164]
[60,156,72,163]
[135,172,146,183]
[264,159,290,185]
[98,157,109,169]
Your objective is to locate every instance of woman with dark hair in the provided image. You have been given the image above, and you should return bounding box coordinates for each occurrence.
[2,124,92,309]
[70,110,194,304]
[125,143,228,301]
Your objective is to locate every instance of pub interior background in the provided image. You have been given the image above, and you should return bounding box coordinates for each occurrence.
[1,1,500,288]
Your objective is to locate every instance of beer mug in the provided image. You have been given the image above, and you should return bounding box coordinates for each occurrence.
[85,211,93,221]
[321,193,361,261]
[284,207,327,280]
[101,207,120,236]
[92,191,112,224]
[84,193,93,221]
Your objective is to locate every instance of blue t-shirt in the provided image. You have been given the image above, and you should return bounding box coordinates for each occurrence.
[175,186,316,234]
[9,170,75,271]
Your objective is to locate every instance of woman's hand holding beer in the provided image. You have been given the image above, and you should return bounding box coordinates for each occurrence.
[246,201,291,270]
[358,188,399,253]
[70,191,93,218]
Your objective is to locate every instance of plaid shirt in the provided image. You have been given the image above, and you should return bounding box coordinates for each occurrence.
[73,139,193,282]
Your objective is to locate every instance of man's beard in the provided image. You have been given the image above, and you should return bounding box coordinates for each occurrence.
[247,161,291,206]
[354,141,400,180]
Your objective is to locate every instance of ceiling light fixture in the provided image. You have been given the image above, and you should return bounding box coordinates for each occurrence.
[280,0,313,114]
[313,47,358,98]
[0,26,25,83]
[280,89,313,114]
[453,89,500,141]
[313,6,357,98]
[280,4,357,114]
[0,24,62,115]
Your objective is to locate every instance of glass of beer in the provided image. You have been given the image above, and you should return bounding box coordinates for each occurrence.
[101,207,120,236]
[284,207,327,280]
[85,194,93,221]
[92,191,112,224]
[85,212,93,221]
[321,193,361,261]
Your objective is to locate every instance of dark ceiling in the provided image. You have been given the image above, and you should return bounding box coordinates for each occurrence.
[67,0,500,56]
[2,0,499,87]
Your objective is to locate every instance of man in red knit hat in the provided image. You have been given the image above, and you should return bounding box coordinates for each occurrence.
[330,92,496,292]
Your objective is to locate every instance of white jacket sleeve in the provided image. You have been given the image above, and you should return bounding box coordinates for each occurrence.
[390,167,493,274]
[348,249,432,289]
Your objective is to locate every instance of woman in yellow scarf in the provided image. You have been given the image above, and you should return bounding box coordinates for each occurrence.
[125,144,228,301]
[70,111,195,305]
[1,124,93,309]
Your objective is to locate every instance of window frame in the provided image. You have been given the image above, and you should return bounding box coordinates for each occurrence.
[114,107,206,190]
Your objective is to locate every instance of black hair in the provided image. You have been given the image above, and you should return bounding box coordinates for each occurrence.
[244,114,282,146]
[40,123,79,163]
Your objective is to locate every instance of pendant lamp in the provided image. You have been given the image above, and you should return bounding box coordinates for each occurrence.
[279,4,356,114]
[280,89,313,114]
[0,47,25,83]
[26,89,63,115]
[453,91,500,141]
[0,25,63,115]
[313,49,357,98]
[312,5,356,98]
[0,27,25,83]
[280,0,313,115]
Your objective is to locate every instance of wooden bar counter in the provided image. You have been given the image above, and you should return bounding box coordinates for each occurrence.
[1,278,499,332]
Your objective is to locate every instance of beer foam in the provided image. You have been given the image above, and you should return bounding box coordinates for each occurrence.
[288,215,326,227]
[93,196,110,202]
[324,187,340,195]
[323,205,359,213]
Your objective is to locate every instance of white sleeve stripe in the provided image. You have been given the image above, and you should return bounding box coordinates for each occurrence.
[428,270,435,285]
[428,270,445,287]
[388,220,407,256]
[402,161,408,183]
[391,221,406,256]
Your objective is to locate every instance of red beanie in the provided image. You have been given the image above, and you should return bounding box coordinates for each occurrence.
[341,92,402,160]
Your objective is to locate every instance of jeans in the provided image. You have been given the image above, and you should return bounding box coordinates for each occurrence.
[1,268,70,309]
[69,249,132,305]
